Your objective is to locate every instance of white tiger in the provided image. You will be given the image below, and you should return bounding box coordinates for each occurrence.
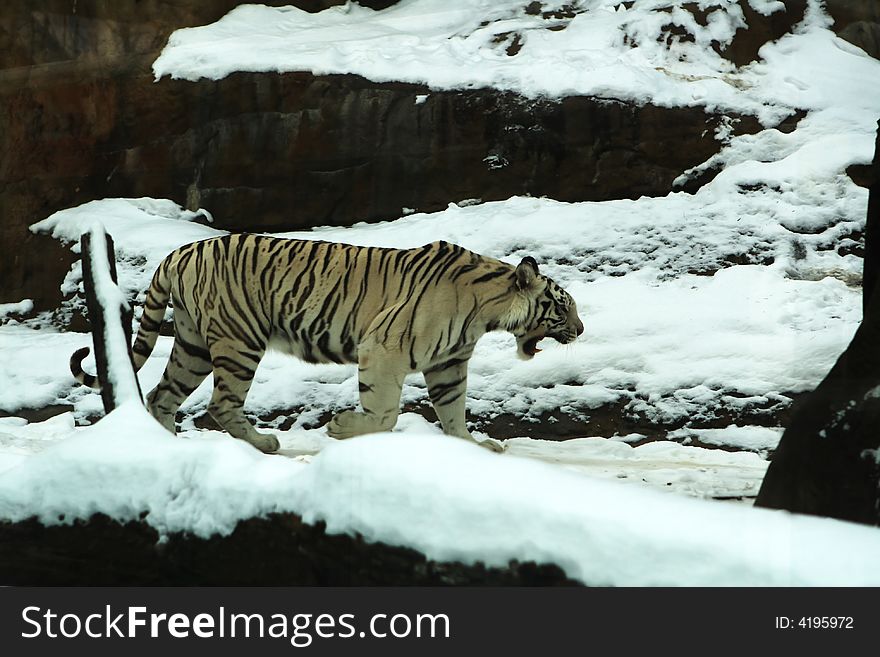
[71,235,584,453]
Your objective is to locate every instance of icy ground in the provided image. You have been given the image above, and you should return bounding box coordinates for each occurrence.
[1,0,880,584]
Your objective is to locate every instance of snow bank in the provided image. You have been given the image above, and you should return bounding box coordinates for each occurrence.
[1,402,879,586]
[0,299,34,319]
[0,325,94,413]
[0,412,74,473]
[505,434,769,498]
[668,424,783,452]
[152,0,880,127]
[30,198,221,310]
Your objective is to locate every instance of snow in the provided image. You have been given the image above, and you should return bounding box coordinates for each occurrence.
[2,0,880,584]
[0,402,878,586]
[152,0,879,127]
[4,180,870,582]
[0,412,74,473]
[0,324,93,414]
[667,424,783,453]
[505,434,770,498]
[0,299,34,319]
[30,198,220,312]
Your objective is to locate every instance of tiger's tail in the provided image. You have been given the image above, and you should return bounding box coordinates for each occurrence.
[70,256,173,391]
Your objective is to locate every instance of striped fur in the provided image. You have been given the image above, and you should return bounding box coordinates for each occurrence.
[71,235,583,453]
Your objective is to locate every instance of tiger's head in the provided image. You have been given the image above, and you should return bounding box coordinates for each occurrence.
[508,256,584,360]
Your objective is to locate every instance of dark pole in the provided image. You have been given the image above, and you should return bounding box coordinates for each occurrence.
[80,228,143,413]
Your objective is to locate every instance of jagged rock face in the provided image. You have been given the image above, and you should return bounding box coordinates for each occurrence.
[101,72,733,232]
[825,0,880,60]
[0,0,351,310]
[2,69,730,308]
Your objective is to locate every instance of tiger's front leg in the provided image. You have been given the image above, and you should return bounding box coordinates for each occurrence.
[207,338,280,454]
[327,342,406,440]
[424,356,506,453]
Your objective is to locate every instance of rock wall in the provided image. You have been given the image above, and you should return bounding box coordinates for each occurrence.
[826,0,880,60]
[0,1,271,310]
[102,73,735,232]
[2,0,797,312]
[3,1,873,311]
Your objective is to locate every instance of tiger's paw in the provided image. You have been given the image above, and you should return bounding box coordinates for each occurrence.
[478,437,506,453]
[327,410,362,440]
[248,432,280,454]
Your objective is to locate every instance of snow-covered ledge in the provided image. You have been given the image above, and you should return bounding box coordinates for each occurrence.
[1,402,880,586]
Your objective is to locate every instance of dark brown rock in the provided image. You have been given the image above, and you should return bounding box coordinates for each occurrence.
[838,21,880,60]
[98,74,735,233]
[1,0,285,310]
[826,0,880,59]
[2,72,737,310]
[0,513,579,585]
[825,0,880,24]
[718,0,808,67]
[848,162,876,190]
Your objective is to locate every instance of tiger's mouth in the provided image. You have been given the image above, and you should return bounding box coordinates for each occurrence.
[517,329,579,359]
[516,333,545,360]
[524,336,542,356]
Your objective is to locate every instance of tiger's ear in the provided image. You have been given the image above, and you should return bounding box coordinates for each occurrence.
[515,256,539,290]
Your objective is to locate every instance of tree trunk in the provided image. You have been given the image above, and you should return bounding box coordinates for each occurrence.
[754,120,880,524]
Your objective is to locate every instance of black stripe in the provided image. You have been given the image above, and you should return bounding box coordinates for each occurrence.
[471,269,508,285]
[317,332,344,364]
[433,389,465,407]
[429,378,466,405]
[211,355,257,380]
[176,337,211,361]
[425,357,469,374]
[139,317,161,333]
[343,335,357,362]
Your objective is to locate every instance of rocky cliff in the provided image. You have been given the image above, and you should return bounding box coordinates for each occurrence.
[4,0,853,313]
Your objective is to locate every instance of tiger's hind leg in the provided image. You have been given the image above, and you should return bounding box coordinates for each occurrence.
[207,339,279,454]
[424,356,505,453]
[327,342,406,440]
[146,309,212,434]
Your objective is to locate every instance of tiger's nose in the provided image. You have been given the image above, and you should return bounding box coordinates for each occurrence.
[576,318,584,336]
